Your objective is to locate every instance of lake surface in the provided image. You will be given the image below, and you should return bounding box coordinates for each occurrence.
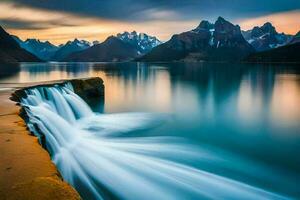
[1,62,300,199]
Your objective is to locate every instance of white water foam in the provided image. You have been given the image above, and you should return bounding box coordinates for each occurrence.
[20,83,292,200]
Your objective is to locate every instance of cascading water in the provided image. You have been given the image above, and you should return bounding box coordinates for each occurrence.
[20,83,292,200]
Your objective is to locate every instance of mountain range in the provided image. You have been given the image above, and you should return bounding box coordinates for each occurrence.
[13,36,59,60]
[289,31,300,45]
[1,17,299,63]
[138,17,255,62]
[10,32,161,62]
[242,22,292,52]
[240,22,300,63]
[244,30,300,63]
[117,31,162,54]
[138,18,299,63]
[0,26,40,63]
[51,39,93,61]
[63,36,139,62]
[62,32,161,62]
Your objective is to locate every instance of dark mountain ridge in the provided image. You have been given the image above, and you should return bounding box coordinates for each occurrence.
[0,26,40,63]
[63,36,139,62]
[2,19,298,64]
[138,17,255,62]
[13,36,59,60]
[245,42,300,63]
[289,31,300,44]
[51,39,92,61]
[245,30,300,63]
[242,22,292,52]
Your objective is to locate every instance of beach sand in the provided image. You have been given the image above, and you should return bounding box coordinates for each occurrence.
[0,84,80,200]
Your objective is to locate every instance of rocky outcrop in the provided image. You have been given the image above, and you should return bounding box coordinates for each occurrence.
[11,77,104,106]
[69,77,105,106]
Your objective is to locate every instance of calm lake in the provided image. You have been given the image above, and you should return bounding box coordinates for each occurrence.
[1,62,300,199]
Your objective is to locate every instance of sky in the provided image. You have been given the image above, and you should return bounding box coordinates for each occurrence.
[0,0,300,45]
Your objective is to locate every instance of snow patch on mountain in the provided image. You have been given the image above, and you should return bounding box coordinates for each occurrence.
[117,31,161,54]
[242,23,292,51]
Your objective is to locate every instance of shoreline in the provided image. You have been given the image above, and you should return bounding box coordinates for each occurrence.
[2,60,300,65]
[0,83,81,200]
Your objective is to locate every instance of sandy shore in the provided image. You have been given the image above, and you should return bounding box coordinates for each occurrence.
[0,83,81,200]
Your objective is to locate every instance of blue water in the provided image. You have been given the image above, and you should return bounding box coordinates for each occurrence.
[1,62,300,199]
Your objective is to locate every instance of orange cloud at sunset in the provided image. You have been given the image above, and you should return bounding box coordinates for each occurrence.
[238,10,300,34]
[1,1,299,45]
[0,2,197,45]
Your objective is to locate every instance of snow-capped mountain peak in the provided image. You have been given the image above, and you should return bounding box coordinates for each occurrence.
[242,22,292,51]
[116,31,162,54]
[66,39,91,48]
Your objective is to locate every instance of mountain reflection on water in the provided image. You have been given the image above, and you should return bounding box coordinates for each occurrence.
[1,62,300,199]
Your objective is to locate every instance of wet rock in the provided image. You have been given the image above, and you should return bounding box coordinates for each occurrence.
[10,77,105,146]
[11,77,105,108]
[69,77,105,107]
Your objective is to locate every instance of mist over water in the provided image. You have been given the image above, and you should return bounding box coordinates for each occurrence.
[19,83,297,200]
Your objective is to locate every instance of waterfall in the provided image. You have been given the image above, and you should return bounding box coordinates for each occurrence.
[20,83,291,200]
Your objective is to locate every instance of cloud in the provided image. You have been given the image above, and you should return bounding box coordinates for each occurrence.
[0,1,199,44]
[8,0,300,22]
[0,19,47,30]
[0,2,92,27]
[1,1,299,44]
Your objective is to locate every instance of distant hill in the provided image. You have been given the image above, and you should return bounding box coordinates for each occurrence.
[12,36,58,60]
[242,22,292,52]
[245,42,300,63]
[117,31,161,54]
[138,17,254,62]
[63,36,139,62]
[51,39,92,61]
[289,31,300,45]
[0,26,40,63]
